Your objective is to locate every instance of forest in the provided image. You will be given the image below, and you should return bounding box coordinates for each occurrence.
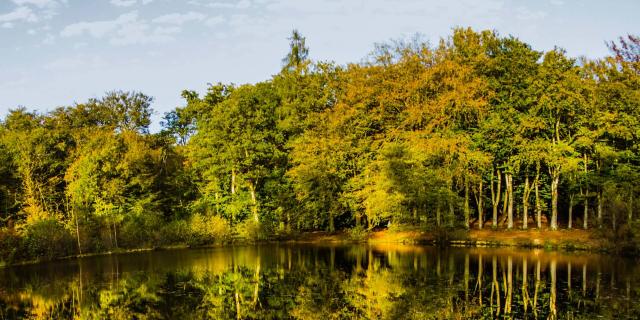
[1,28,639,264]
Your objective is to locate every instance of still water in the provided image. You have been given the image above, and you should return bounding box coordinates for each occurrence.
[0,244,637,319]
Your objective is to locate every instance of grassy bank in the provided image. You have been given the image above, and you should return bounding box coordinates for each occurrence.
[284,228,611,253]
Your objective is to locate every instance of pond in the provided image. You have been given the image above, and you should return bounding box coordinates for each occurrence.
[0,244,637,319]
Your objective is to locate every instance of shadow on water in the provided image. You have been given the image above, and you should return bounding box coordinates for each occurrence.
[0,244,638,319]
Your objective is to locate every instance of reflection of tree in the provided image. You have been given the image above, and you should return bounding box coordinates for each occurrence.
[0,246,638,319]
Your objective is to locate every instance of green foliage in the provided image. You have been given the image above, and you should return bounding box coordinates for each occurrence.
[21,219,75,260]
[1,28,640,264]
[188,214,231,246]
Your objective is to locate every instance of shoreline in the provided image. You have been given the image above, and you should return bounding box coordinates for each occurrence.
[0,228,622,269]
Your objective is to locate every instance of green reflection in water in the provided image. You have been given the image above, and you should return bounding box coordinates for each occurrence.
[0,245,638,319]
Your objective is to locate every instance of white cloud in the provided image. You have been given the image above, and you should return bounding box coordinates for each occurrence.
[110,0,137,7]
[109,0,156,7]
[11,0,61,8]
[2,22,15,28]
[191,0,252,9]
[60,11,187,45]
[0,6,38,23]
[152,12,206,25]
[61,11,138,38]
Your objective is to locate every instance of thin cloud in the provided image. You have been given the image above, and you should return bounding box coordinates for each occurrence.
[60,11,190,45]
[110,0,137,7]
[152,12,206,25]
[0,6,38,24]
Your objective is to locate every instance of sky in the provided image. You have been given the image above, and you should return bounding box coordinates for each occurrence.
[1,0,638,131]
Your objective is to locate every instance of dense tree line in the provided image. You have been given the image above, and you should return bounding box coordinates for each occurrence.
[1,28,639,263]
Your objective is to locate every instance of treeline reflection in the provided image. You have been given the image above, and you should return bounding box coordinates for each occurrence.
[0,245,637,319]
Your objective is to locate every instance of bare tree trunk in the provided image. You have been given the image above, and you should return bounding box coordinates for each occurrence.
[550,167,560,230]
[436,203,441,227]
[628,194,633,223]
[73,207,82,255]
[464,177,470,229]
[113,219,118,249]
[248,180,259,223]
[568,194,574,229]
[535,164,542,229]
[506,173,514,229]
[523,176,531,230]
[597,189,603,229]
[583,154,589,229]
[491,169,502,228]
[475,179,484,229]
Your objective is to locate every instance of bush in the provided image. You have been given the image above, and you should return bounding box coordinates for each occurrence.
[0,229,22,265]
[22,218,76,260]
[119,212,164,248]
[188,214,231,246]
[159,219,190,246]
[347,225,369,242]
[235,219,271,242]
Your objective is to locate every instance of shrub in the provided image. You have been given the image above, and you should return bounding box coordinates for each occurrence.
[22,218,75,260]
[235,219,270,242]
[346,225,369,242]
[188,214,231,246]
[0,229,22,265]
[159,219,190,246]
[119,212,164,248]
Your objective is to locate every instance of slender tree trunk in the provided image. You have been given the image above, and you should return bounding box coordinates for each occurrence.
[113,219,118,249]
[491,169,502,228]
[523,176,530,230]
[436,203,441,227]
[568,194,574,229]
[582,187,589,230]
[628,194,633,223]
[597,189,603,229]
[249,181,259,223]
[73,207,82,255]
[535,164,542,229]
[464,177,470,229]
[475,179,484,229]
[506,173,513,229]
[448,180,455,227]
[583,154,589,229]
[550,167,560,230]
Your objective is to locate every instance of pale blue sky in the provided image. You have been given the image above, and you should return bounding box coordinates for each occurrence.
[1,0,638,130]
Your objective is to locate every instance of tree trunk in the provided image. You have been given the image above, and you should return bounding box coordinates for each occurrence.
[583,154,589,229]
[522,176,530,230]
[506,173,513,229]
[74,207,82,255]
[249,181,259,223]
[628,194,633,223]
[567,193,575,229]
[597,189,603,229]
[535,164,542,229]
[436,203,441,227]
[568,194,574,229]
[464,177,470,229]
[582,187,589,230]
[113,219,118,249]
[491,169,501,228]
[550,168,560,230]
[475,179,484,229]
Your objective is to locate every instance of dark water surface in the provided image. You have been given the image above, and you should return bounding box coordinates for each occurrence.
[0,244,638,319]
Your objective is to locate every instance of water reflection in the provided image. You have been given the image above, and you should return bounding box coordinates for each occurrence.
[0,245,638,319]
